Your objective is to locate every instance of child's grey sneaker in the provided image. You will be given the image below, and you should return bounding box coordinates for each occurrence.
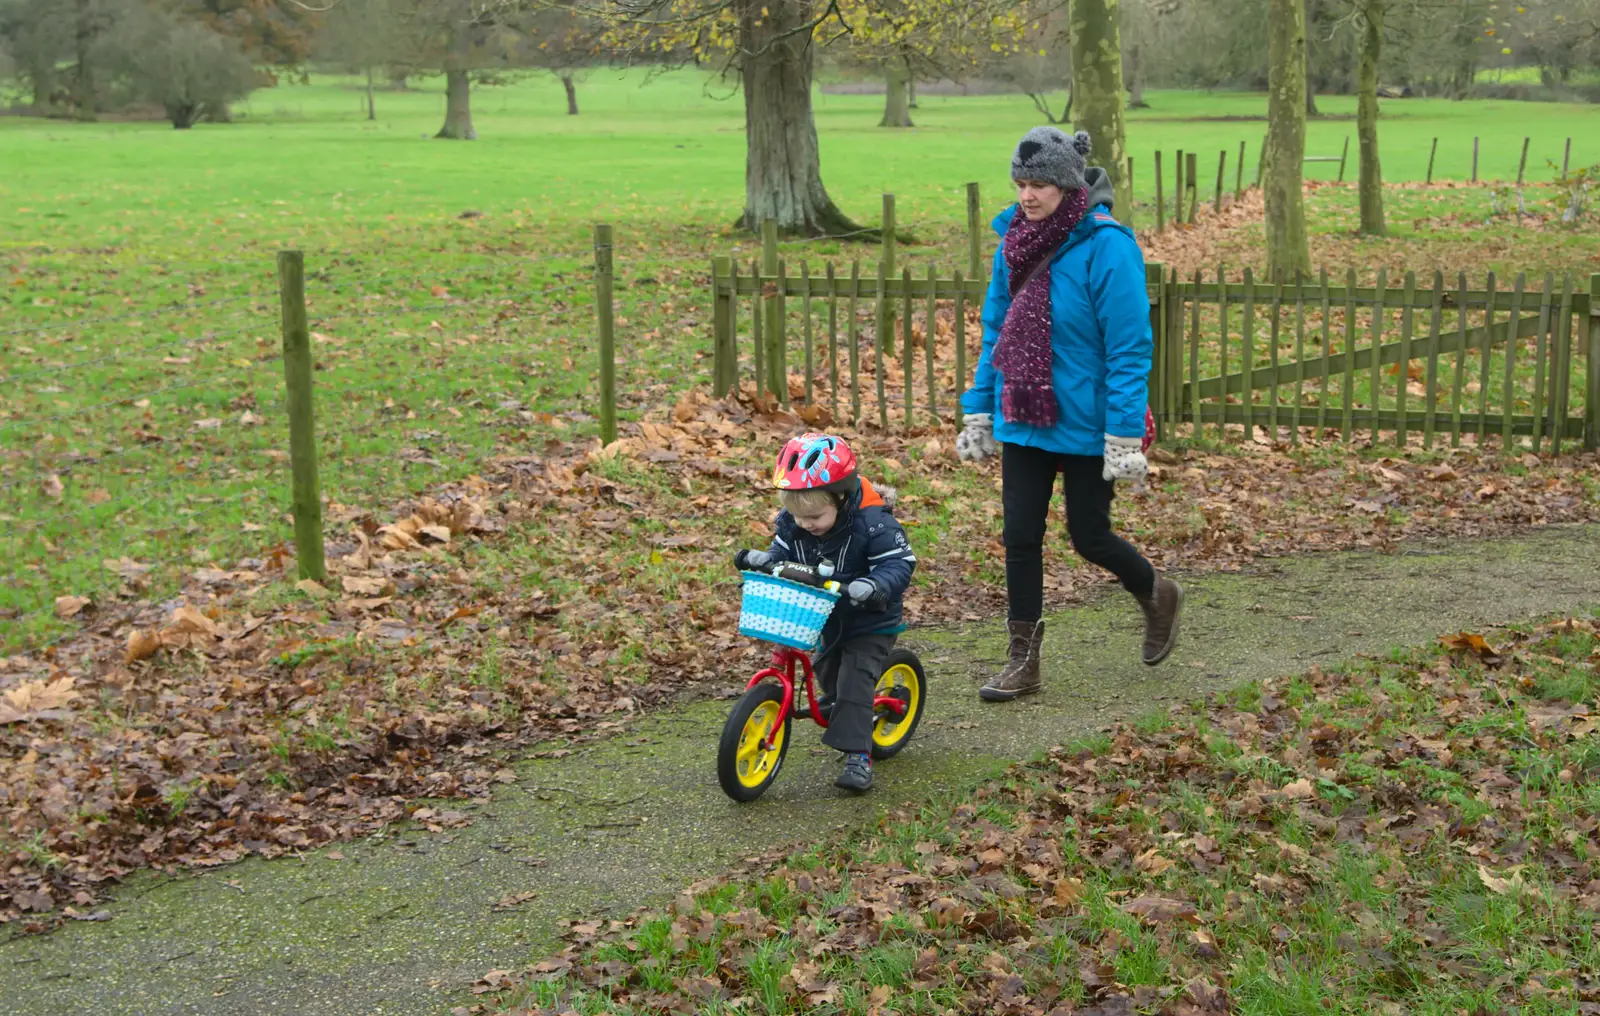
[835,752,873,792]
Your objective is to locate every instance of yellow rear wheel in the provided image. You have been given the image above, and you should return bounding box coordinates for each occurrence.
[717,683,791,802]
[871,649,927,759]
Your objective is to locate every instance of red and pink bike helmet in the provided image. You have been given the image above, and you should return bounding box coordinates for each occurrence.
[772,433,858,493]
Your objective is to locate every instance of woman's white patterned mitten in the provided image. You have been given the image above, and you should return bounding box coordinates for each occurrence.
[956,412,1000,462]
[1101,434,1149,483]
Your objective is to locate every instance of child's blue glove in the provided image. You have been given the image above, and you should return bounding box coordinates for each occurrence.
[847,578,885,609]
[734,549,773,571]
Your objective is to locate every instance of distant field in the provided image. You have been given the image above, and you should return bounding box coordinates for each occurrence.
[2,69,1598,647]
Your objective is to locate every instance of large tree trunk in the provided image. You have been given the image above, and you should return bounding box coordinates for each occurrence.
[1070,0,1132,222]
[365,66,376,120]
[73,0,96,122]
[1304,0,1320,116]
[436,10,475,141]
[881,57,913,127]
[167,102,201,129]
[437,68,475,139]
[561,73,578,115]
[1126,43,1149,108]
[1356,0,1386,236]
[29,64,55,115]
[1265,0,1311,280]
[737,0,860,235]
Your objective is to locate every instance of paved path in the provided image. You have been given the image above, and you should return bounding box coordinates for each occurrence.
[6,525,1600,1016]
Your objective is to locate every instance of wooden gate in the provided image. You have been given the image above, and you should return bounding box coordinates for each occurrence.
[1149,269,1599,454]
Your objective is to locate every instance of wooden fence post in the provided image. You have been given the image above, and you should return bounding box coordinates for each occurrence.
[711,255,734,396]
[1235,140,1246,201]
[1587,274,1600,452]
[953,268,966,431]
[277,250,326,584]
[1563,138,1572,180]
[1174,149,1184,225]
[1337,136,1350,183]
[1155,151,1165,232]
[1472,137,1479,183]
[1214,150,1226,213]
[592,225,618,445]
[761,218,785,403]
[1426,138,1438,184]
[1186,152,1199,225]
[1517,136,1530,186]
[965,182,983,283]
[1255,134,1266,188]
[880,193,897,353]
[1127,156,1136,231]
[1146,263,1166,440]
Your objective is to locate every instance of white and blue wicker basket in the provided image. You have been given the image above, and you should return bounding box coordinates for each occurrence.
[737,571,840,651]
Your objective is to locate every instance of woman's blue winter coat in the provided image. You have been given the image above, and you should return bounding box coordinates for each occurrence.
[958,168,1153,457]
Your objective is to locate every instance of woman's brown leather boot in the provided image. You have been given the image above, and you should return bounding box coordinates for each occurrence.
[980,620,1045,701]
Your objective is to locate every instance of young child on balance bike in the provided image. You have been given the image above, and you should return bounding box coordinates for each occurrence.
[734,433,917,792]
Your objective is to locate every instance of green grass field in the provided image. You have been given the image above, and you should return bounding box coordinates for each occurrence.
[3,70,1599,648]
[489,618,1600,1016]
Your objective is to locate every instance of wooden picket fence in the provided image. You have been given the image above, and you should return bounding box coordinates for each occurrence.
[707,254,1600,454]
[1150,268,1598,454]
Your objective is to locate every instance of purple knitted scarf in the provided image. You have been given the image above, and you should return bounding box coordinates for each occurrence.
[992,189,1088,426]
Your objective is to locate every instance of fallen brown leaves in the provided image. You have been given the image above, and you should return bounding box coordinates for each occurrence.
[1140,180,1597,283]
[2,372,1597,932]
[476,620,1600,1016]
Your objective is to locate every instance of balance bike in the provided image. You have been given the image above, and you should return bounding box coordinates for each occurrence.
[717,561,928,802]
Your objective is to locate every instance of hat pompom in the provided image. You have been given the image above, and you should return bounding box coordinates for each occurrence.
[1072,131,1092,156]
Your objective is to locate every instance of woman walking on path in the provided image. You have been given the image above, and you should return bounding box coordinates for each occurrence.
[956,126,1182,702]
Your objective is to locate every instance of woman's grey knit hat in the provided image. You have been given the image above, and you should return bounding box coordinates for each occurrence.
[1010,126,1093,191]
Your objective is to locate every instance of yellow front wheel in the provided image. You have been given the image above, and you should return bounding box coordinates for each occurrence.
[871,649,927,760]
[717,683,792,802]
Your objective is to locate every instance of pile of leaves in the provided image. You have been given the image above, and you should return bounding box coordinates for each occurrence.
[478,617,1600,1016]
[4,381,1600,931]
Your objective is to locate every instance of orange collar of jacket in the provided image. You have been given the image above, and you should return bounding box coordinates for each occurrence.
[857,477,884,509]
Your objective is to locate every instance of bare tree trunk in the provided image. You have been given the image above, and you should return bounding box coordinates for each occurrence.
[737,0,861,235]
[437,68,475,138]
[1127,43,1149,108]
[29,64,55,115]
[561,73,578,115]
[365,66,376,120]
[1304,0,1320,116]
[881,57,913,127]
[1070,0,1132,220]
[1265,0,1311,279]
[1447,1,1480,99]
[1356,0,1386,235]
[73,0,96,122]
[435,5,475,140]
[168,102,201,129]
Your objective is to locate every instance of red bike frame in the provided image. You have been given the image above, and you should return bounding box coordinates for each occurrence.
[743,647,908,749]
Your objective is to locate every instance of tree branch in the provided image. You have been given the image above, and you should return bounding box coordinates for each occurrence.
[740,0,845,60]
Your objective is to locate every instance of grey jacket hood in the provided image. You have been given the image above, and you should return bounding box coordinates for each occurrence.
[1082,166,1115,214]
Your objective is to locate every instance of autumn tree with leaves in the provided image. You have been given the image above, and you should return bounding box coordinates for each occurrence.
[519,0,603,115]
[604,0,1031,234]
[169,0,320,69]
[829,0,1030,129]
